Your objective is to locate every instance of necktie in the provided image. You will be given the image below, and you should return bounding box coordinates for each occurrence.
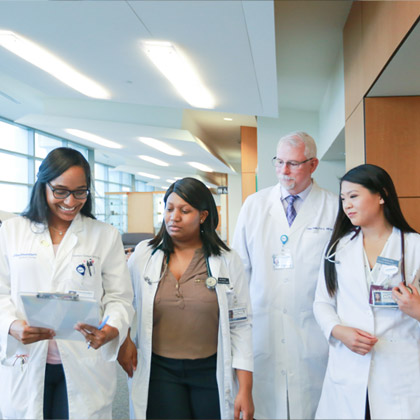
[286,195,299,227]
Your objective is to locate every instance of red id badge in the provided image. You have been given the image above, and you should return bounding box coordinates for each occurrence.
[369,284,398,307]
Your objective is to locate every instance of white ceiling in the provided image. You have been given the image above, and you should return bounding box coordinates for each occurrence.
[0,0,352,188]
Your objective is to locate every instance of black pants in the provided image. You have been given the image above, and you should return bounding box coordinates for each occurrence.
[43,364,69,420]
[147,353,221,420]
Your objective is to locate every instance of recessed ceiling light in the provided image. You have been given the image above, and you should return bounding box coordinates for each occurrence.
[166,178,176,183]
[188,162,213,172]
[0,31,110,99]
[65,129,122,149]
[223,118,233,121]
[137,172,160,180]
[138,155,169,167]
[142,41,215,109]
[138,137,183,156]
[160,185,168,190]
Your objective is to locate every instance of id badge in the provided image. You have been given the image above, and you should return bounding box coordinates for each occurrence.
[369,284,398,308]
[272,248,293,270]
[228,307,248,323]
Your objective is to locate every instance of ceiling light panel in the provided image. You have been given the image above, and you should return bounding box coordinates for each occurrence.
[65,129,122,149]
[142,41,215,109]
[138,137,183,156]
[138,155,169,167]
[188,162,213,172]
[137,172,160,180]
[0,31,110,99]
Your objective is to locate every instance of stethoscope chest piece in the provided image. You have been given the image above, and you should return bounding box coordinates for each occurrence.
[205,276,217,290]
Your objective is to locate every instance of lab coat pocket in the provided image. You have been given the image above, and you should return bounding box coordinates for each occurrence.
[70,255,102,293]
[0,354,30,418]
[373,338,420,396]
[327,342,365,386]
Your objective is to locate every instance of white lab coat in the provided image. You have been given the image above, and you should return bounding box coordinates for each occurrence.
[0,214,134,419]
[0,210,16,225]
[232,181,338,419]
[127,241,253,419]
[314,228,420,419]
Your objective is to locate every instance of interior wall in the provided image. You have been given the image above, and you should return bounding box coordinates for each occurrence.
[365,96,420,231]
[313,160,345,196]
[318,47,346,160]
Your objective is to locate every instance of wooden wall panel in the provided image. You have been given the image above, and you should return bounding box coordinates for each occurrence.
[241,172,256,203]
[241,126,258,172]
[240,126,258,202]
[400,198,420,233]
[365,97,420,197]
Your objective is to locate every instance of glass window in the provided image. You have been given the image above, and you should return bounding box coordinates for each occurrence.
[108,184,121,193]
[35,134,62,158]
[95,197,106,215]
[0,121,30,154]
[0,152,29,183]
[122,172,132,185]
[108,170,120,183]
[122,186,131,192]
[135,180,147,192]
[94,180,106,197]
[94,163,106,181]
[34,159,42,178]
[0,183,29,213]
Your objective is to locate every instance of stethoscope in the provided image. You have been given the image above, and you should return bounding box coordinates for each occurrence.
[324,227,361,264]
[143,246,218,290]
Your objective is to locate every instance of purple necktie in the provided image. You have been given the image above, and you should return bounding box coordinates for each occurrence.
[286,195,299,226]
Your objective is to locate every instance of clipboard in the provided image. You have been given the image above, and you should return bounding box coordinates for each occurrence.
[20,292,100,341]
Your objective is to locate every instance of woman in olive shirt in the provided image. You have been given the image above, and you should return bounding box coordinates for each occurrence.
[119,177,254,420]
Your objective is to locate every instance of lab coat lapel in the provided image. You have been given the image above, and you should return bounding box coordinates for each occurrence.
[209,255,222,280]
[147,249,165,284]
[341,231,369,298]
[267,184,289,231]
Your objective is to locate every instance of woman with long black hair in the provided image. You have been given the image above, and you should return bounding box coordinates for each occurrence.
[314,164,420,419]
[0,147,133,419]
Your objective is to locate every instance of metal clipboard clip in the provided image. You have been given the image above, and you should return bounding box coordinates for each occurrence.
[36,292,79,301]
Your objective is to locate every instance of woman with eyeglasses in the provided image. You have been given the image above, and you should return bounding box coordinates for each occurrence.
[0,147,133,419]
[313,164,420,419]
[118,177,254,420]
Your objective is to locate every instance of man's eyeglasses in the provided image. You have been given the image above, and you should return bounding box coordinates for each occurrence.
[271,157,314,169]
[47,182,90,200]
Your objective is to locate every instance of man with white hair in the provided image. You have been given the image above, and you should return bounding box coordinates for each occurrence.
[233,131,338,419]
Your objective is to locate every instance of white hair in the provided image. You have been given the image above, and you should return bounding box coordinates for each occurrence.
[277,131,317,159]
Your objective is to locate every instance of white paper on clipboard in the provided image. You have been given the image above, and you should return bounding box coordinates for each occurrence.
[20,293,100,341]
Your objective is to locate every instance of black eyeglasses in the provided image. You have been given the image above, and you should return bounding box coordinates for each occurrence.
[271,157,314,169]
[47,182,90,200]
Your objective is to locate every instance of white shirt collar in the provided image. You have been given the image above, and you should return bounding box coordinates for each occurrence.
[280,180,313,203]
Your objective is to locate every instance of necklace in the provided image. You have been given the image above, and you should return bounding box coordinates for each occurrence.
[49,225,68,236]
